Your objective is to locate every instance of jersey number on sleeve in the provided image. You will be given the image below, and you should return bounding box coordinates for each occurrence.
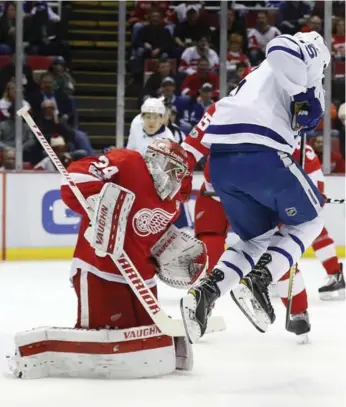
[90,155,119,180]
[197,112,212,131]
[305,43,318,59]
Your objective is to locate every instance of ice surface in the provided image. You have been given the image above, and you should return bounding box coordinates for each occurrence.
[0,259,345,407]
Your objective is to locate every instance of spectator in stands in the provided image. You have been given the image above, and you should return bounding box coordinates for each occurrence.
[173,2,203,24]
[0,2,16,55]
[34,99,89,160]
[48,56,75,96]
[301,15,322,33]
[212,8,249,54]
[26,1,61,22]
[277,1,311,35]
[0,147,15,171]
[142,58,176,100]
[197,82,214,110]
[227,34,251,75]
[332,18,345,57]
[179,97,204,134]
[174,6,210,58]
[34,135,85,171]
[311,135,345,174]
[0,80,31,120]
[29,72,75,126]
[181,56,219,99]
[26,1,69,61]
[129,1,172,40]
[165,105,185,144]
[0,104,35,162]
[0,53,38,97]
[158,77,190,119]
[248,11,281,65]
[132,9,173,62]
[179,35,219,75]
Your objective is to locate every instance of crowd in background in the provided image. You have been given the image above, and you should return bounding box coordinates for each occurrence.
[0,1,93,171]
[130,0,345,173]
[0,0,344,175]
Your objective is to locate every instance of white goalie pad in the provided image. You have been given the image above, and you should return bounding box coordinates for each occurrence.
[9,325,193,379]
[90,183,135,258]
[151,225,207,289]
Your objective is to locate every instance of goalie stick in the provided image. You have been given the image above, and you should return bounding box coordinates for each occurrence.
[17,106,226,338]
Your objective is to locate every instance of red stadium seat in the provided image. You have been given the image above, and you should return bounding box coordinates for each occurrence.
[0,55,11,67]
[27,56,54,71]
[333,60,345,78]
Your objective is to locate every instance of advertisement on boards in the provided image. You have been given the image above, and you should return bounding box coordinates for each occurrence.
[2,172,345,260]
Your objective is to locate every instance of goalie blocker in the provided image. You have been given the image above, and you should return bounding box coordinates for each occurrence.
[10,325,193,379]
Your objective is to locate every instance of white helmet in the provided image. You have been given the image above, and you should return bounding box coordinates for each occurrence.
[141,98,166,116]
[294,31,331,68]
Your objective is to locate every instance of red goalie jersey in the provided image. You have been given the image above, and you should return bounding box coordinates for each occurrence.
[61,149,180,285]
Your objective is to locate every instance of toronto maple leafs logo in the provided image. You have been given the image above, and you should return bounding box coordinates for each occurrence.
[132,208,176,237]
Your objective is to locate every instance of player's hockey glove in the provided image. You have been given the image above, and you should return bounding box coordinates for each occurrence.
[291,87,323,132]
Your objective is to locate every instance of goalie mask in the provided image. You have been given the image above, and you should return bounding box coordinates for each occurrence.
[144,139,188,200]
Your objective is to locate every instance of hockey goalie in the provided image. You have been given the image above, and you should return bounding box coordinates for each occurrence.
[11,139,207,379]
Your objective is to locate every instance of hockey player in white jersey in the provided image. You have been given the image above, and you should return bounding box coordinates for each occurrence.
[180,32,331,343]
[127,98,175,155]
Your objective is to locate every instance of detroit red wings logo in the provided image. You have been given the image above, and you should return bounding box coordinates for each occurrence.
[132,208,175,237]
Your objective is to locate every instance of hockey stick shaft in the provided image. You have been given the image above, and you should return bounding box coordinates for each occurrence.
[285,134,307,328]
[201,191,344,204]
[17,107,225,337]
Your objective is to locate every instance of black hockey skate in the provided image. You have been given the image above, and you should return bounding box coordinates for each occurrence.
[231,253,276,333]
[286,311,311,335]
[318,264,345,301]
[286,311,311,344]
[180,269,222,344]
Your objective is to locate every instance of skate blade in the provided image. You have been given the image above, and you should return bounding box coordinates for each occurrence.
[319,289,345,301]
[180,295,202,344]
[297,334,310,345]
[230,285,270,333]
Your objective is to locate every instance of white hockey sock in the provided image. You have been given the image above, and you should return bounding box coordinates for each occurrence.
[266,216,324,283]
[214,228,276,295]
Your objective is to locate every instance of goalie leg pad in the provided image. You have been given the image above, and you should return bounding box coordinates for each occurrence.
[72,269,158,329]
[11,326,176,379]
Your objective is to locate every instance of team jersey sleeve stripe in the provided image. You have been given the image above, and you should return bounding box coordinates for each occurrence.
[267,45,304,60]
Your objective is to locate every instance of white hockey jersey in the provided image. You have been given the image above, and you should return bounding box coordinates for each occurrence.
[203,34,328,154]
[126,114,175,156]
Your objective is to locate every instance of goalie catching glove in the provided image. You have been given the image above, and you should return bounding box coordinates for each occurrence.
[151,225,208,289]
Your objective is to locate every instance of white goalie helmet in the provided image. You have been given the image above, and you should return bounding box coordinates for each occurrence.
[294,31,331,68]
[144,138,188,200]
